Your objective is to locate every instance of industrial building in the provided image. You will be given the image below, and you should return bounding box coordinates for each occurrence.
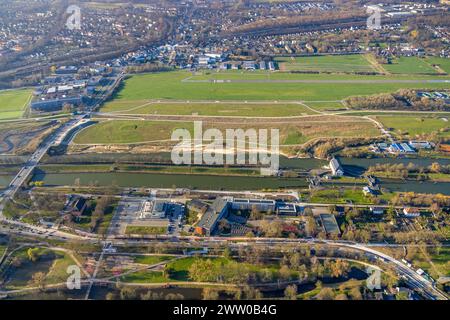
[195,197,229,236]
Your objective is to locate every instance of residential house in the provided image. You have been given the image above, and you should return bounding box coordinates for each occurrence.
[403,207,420,218]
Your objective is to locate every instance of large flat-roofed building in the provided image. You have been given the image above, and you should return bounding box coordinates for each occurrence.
[229,198,276,212]
[196,197,229,236]
[276,202,299,215]
[31,95,83,112]
[56,65,78,75]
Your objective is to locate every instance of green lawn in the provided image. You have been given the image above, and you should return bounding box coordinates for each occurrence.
[0,89,32,120]
[425,57,450,74]
[310,188,376,205]
[275,54,375,73]
[375,115,450,138]
[134,255,173,265]
[102,71,449,103]
[125,226,167,235]
[120,270,167,283]
[166,257,229,281]
[384,57,438,74]
[411,247,450,278]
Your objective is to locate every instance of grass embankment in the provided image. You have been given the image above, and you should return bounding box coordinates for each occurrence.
[37,164,263,177]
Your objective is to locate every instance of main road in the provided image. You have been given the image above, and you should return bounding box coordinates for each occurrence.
[0,115,88,220]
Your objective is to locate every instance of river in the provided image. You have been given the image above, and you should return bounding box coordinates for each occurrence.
[31,172,309,190]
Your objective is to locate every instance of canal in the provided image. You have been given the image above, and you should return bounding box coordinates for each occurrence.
[31,171,450,195]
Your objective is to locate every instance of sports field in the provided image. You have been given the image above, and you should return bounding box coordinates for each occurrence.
[0,89,33,120]
[103,71,449,107]
[383,57,438,74]
[275,54,376,73]
[73,117,379,146]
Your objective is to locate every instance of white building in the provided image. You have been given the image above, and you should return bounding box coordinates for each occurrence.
[330,158,344,176]
[403,207,420,218]
[139,200,167,219]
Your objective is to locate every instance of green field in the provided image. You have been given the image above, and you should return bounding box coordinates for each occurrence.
[426,57,450,74]
[73,118,379,146]
[74,120,194,144]
[275,55,375,73]
[102,101,318,117]
[0,89,32,120]
[375,115,450,138]
[102,71,449,103]
[384,57,438,74]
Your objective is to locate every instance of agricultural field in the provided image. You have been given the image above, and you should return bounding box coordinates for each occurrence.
[102,101,318,117]
[374,115,450,139]
[73,118,379,147]
[275,54,375,73]
[102,71,450,103]
[0,89,33,120]
[383,57,438,75]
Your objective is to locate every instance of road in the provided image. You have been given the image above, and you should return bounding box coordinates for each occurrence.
[0,116,87,218]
